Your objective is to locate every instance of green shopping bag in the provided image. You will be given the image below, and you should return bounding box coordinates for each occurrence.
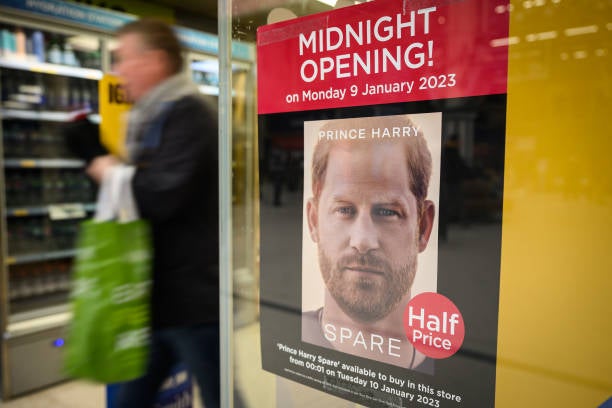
[65,218,151,383]
[65,166,152,383]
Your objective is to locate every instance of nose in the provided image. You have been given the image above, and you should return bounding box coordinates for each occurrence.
[349,212,379,254]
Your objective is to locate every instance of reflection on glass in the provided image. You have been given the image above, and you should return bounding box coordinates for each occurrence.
[227,0,611,406]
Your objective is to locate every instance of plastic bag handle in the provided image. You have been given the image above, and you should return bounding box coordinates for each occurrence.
[94,165,139,222]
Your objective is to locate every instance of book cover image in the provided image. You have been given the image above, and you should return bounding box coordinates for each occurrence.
[301,113,442,374]
[258,0,508,406]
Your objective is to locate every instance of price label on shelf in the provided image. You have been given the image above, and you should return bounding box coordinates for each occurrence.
[19,160,37,168]
[11,209,29,217]
[48,204,86,220]
[30,65,58,75]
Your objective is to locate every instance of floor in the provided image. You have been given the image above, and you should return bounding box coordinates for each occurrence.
[0,320,274,408]
[1,380,106,408]
[0,320,359,408]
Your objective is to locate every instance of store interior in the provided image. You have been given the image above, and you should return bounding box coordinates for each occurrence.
[0,0,348,405]
[0,0,261,405]
[0,0,610,407]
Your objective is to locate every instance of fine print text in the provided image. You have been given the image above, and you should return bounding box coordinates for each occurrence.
[277,342,464,407]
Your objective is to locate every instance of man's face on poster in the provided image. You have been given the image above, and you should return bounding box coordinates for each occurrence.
[308,141,432,324]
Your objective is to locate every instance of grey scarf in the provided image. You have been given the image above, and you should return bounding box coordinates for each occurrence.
[125,73,201,163]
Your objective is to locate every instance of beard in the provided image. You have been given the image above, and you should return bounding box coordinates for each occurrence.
[318,246,417,323]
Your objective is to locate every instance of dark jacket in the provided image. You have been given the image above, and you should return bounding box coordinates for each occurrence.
[132,95,219,329]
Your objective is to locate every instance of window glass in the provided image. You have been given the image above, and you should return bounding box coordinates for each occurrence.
[220,1,612,407]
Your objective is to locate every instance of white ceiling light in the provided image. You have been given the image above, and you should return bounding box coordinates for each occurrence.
[573,50,588,59]
[67,35,99,52]
[267,8,297,24]
[490,37,520,47]
[526,31,558,41]
[316,0,338,7]
[564,25,598,37]
[191,59,218,73]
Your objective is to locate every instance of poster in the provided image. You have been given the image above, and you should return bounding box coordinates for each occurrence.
[258,0,508,406]
[301,112,442,374]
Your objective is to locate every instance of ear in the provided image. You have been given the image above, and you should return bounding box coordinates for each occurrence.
[151,48,166,63]
[418,200,435,252]
[149,49,170,74]
[307,198,319,243]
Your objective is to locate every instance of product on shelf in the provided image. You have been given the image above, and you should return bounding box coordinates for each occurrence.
[7,214,85,256]
[32,30,45,62]
[8,259,73,301]
[5,167,97,208]
[0,25,102,69]
[1,67,100,112]
[0,27,16,58]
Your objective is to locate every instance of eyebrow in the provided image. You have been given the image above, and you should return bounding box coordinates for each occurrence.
[329,194,410,210]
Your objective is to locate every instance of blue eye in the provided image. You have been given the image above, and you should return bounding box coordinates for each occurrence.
[336,206,356,217]
[373,208,400,217]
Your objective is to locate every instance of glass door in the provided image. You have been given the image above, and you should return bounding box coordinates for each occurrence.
[218,0,611,407]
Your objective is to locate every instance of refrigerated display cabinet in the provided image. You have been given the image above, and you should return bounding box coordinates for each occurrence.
[0,0,257,399]
[0,14,106,398]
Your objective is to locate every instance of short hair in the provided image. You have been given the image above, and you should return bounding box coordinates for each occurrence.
[117,18,183,74]
[311,115,432,214]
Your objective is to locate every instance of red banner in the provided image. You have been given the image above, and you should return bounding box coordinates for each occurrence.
[257,0,508,114]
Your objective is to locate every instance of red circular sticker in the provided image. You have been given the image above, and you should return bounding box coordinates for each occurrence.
[403,292,465,359]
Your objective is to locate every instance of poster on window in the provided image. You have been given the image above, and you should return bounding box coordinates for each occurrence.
[258,0,508,406]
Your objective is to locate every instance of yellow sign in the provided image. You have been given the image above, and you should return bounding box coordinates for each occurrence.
[99,73,131,160]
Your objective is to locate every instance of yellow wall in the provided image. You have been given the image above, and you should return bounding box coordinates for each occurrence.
[497,1,611,406]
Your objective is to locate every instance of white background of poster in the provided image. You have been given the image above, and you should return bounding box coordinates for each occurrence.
[301,112,442,312]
